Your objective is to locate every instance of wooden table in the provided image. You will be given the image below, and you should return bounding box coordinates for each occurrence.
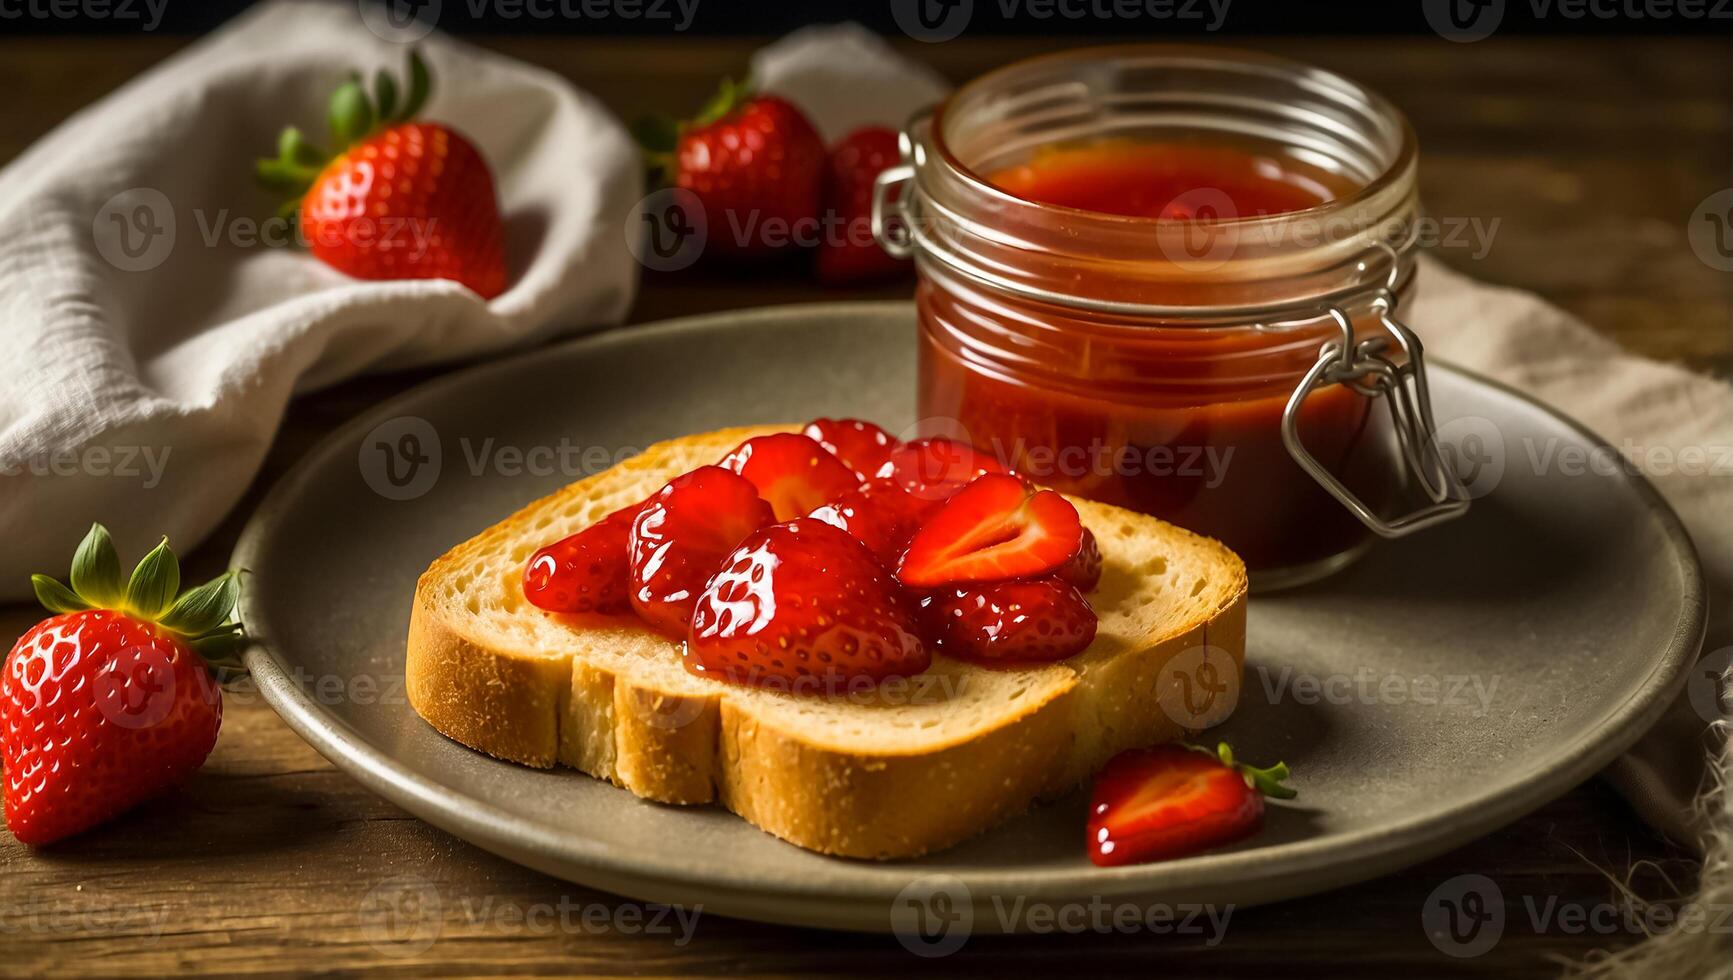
[1,33,1726,977]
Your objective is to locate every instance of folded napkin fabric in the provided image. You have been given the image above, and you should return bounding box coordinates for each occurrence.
[0,0,641,594]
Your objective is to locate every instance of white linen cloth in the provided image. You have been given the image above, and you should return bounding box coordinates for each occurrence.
[1,7,1727,967]
[0,0,644,588]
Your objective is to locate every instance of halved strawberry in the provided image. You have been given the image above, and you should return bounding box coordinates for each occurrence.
[1056,528,1103,592]
[718,433,860,522]
[922,577,1096,664]
[897,474,1083,588]
[523,503,641,615]
[629,467,774,637]
[1088,743,1296,868]
[807,478,940,568]
[687,519,928,691]
[874,437,1010,503]
[801,418,900,480]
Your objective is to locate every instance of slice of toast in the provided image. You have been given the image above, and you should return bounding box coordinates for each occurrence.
[407,425,1247,859]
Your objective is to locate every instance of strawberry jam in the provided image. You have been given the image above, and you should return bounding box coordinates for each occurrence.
[912,133,1405,580]
[987,138,1346,221]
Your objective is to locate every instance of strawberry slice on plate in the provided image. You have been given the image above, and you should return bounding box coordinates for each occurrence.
[687,519,928,691]
[522,503,641,615]
[629,467,774,637]
[1088,742,1297,867]
[897,474,1083,588]
[802,418,900,481]
[875,437,1010,503]
[922,577,1096,664]
[718,433,860,522]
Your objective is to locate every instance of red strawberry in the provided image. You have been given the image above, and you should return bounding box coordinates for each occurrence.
[717,433,859,522]
[808,478,940,568]
[875,437,1011,503]
[646,81,825,260]
[258,51,507,298]
[687,519,928,690]
[522,503,642,615]
[629,467,775,637]
[1057,528,1104,592]
[922,577,1096,664]
[802,417,900,480]
[3,525,239,846]
[1088,743,1296,867]
[815,126,911,286]
[897,474,1083,588]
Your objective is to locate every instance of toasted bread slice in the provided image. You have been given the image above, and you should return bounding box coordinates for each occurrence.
[407,425,1247,859]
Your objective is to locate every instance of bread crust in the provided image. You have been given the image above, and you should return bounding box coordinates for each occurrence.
[404,427,1248,859]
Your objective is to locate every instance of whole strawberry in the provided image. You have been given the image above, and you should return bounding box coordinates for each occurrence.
[816,126,912,286]
[3,525,240,846]
[257,50,507,298]
[639,80,825,260]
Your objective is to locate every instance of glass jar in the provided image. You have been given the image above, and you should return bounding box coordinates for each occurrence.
[874,45,1468,590]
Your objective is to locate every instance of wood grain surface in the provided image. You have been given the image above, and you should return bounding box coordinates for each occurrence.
[0,31,1727,978]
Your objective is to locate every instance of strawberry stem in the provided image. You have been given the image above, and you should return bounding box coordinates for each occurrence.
[631,75,756,186]
[255,48,432,212]
[1195,741,1299,800]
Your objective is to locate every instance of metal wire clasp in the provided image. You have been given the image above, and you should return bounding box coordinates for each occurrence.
[1280,290,1470,538]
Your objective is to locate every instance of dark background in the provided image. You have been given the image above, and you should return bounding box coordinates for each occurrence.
[3,0,1729,35]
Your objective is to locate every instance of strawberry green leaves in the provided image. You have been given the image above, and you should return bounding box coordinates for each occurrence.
[328,78,374,151]
[30,575,87,615]
[159,572,240,637]
[256,48,433,204]
[70,522,124,607]
[30,524,244,663]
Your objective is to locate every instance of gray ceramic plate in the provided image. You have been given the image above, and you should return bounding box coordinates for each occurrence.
[235,302,1704,934]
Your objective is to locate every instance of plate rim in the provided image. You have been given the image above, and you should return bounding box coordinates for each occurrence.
[233,300,1707,930]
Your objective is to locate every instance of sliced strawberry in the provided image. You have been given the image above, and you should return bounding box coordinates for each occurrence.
[802,418,900,480]
[1089,743,1296,867]
[875,437,1011,503]
[629,467,775,637]
[687,519,928,691]
[718,433,860,522]
[808,478,940,568]
[1056,527,1103,592]
[523,504,641,614]
[897,474,1083,588]
[922,577,1097,664]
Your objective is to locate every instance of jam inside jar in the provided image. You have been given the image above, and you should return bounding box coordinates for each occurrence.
[878,47,1468,588]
